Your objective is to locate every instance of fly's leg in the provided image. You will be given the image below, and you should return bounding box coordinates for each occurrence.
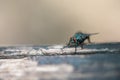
[67,37,73,46]
[75,46,77,54]
[80,43,84,49]
[87,36,91,43]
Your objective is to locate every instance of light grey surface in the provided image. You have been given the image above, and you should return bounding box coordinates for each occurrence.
[0,43,120,80]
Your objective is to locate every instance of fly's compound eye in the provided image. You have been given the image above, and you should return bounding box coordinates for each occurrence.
[73,38,77,42]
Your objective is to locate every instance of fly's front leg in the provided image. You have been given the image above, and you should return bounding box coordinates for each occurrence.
[67,37,72,46]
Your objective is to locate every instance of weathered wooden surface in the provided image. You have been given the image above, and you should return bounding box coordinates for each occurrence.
[0,43,120,80]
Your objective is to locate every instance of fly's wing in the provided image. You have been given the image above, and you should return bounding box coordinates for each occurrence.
[88,33,99,36]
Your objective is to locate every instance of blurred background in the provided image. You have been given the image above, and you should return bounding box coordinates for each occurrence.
[0,0,120,45]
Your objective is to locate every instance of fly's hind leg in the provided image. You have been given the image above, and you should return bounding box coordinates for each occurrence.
[87,36,91,43]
